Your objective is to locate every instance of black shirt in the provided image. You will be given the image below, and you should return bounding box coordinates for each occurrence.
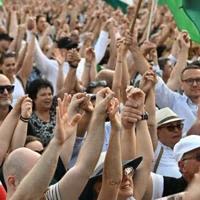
[163,176,188,197]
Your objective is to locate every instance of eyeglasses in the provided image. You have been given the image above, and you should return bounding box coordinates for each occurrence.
[182,154,200,162]
[182,78,200,86]
[123,167,134,177]
[160,123,183,132]
[0,85,14,94]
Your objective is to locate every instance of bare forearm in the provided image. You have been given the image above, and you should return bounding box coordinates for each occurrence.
[167,48,188,91]
[145,89,157,150]
[10,120,27,151]
[121,126,136,160]
[56,65,64,94]
[131,49,150,75]
[0,111,19,165]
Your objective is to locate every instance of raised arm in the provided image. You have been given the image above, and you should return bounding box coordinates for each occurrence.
[10,95,82,200]
[10,97,32,151]
[167,32,190,91]
[0,96,26,165]
[17,33,35,87]
[58,87,114,200]
[98,98,122,200]
[139,70,157,150]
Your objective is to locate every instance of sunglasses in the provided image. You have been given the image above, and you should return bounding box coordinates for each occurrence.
[0,85,14,94]
[160,123,183,132]
[123,167,134,177]
[182,154,200,162]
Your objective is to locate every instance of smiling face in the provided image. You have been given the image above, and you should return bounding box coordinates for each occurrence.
[34,87,53,111]
[181,68,200,101]
[1,56,16,79]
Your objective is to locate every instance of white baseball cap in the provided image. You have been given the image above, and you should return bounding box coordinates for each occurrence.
[156,107,184,128]
[174,135,200,161]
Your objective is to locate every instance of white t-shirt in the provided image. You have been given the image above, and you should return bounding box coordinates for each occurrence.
[153,141,181,178]
[12,76,25,106]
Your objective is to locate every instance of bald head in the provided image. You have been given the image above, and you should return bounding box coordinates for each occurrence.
[3,148,40,188]
[0,74,11,85]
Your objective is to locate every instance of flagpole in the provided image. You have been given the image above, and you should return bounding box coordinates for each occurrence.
[146,0,155,41]
[129,0,143,33]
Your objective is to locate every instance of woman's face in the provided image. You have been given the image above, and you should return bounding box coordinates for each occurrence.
[34,87,53,110]
[1,57,16,78]
[94,167,134,200]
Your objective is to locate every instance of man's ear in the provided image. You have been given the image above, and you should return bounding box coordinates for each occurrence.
[178,160,185,174]
[7,176,18,189]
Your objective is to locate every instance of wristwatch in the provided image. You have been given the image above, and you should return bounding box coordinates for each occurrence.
[141,111,149,120]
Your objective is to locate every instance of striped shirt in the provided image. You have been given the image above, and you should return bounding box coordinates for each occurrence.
[44,183,61,200]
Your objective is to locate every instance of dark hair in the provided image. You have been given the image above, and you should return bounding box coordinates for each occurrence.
[181,61,200,80]
[25,135,43,146]
[36,14,46,24]
[0,52,16,64]
[56,37,78,50]
[158,57,170,70]
[27,78,54,101]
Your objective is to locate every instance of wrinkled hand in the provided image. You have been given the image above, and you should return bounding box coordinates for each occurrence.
[21,97,32,119]
[95,87,114,116]
[140,70,157,94]
[67,49,81,68]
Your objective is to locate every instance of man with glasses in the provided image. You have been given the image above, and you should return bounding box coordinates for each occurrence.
[155,62,200,134]
[154,107,184,178]
[0,74,14,125]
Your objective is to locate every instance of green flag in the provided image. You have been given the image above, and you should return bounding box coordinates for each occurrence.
[0,0,3,7]
[104,0,133,13]
[159,0,200,43]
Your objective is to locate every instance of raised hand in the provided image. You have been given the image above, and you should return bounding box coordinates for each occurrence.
[21,97,32,119]
[121,87,145,129]
[177,31,191,49]
[95,87,114,116]
[85,47,96,64]
[53,48,65,66]
[139,70,157,94]
[54,94,83,145]
[126,87,145,111]
[67,49,81,68]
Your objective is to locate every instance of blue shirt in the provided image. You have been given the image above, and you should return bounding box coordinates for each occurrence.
[155,77,197,134]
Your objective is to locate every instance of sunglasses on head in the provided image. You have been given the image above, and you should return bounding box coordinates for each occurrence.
[182,153,200,162]
[160,123,183,132]
[0,85,14,94]
[123,167,134,177]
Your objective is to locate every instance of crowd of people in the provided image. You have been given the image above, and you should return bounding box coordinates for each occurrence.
[0,0,200,199]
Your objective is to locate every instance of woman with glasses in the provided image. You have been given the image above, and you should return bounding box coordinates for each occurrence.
[0,35,35,106]
[80,88,153,200]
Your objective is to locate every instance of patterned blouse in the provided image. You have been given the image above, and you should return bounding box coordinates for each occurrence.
[28,97,57,146]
